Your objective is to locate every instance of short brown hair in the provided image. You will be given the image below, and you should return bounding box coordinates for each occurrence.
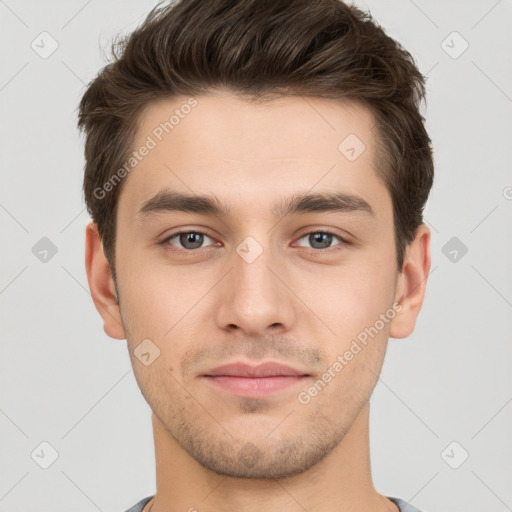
[78,0,434,278]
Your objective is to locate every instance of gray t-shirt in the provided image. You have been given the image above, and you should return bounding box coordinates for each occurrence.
[124,495,424,511]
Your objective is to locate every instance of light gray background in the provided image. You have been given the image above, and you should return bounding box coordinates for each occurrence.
[1,1,511,511]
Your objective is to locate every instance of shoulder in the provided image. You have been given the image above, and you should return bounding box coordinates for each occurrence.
[388,496,425,512]
[123,495,154,512]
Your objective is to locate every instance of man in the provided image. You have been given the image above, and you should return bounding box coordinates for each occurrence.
[78,0,433,510]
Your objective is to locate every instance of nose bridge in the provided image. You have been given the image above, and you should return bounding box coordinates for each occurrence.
[235,233,278,295]
[215,231,295,334]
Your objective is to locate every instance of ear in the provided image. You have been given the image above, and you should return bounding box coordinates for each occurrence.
[389,223,431,339]
[85,221,126,340]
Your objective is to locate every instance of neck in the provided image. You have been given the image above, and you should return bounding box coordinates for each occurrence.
[146,402,398,512]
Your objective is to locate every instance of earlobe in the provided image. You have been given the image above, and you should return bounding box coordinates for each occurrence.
[85,221,126,340]
[389,224,431,339]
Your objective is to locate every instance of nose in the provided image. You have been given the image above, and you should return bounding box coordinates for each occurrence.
[214,237,297,337]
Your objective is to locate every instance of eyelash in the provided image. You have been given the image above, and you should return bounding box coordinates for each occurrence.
[160,229,349,254]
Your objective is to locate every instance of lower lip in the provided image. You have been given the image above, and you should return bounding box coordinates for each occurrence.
[203,375,309,397]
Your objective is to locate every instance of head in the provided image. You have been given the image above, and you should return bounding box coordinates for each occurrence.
[81,0,433,479]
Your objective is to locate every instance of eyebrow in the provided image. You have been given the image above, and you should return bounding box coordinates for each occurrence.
[137,189,375,219]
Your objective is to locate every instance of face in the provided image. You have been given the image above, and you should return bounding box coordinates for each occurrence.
[111,92,404,478]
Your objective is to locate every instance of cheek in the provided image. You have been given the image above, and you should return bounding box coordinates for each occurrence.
[297,252,397,343]
[116,246,203,338]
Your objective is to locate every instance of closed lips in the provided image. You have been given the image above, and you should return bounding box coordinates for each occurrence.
[203,362,309,377]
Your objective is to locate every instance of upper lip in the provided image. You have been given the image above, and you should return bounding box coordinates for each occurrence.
[203,362,309,378]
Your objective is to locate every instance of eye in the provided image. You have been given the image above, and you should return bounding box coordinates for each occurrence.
[161,229,348,253]
[296,230,347,250]
[163,231,216,251]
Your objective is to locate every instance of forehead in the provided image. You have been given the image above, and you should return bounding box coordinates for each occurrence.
[118,92,390,220]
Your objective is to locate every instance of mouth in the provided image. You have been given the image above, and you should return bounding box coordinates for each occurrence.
[201,361,311,398]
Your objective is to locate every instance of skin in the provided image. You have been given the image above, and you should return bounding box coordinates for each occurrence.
[85,92,431,512]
